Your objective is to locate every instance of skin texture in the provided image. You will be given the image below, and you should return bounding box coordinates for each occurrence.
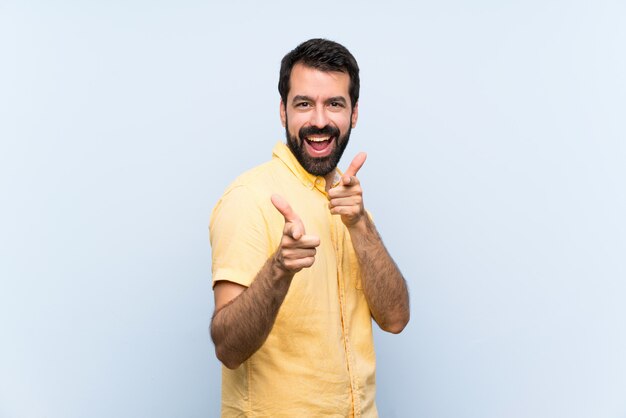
[281,63,358,185]
[211,196,320,369]
[328,154,410,333]
[211,64,409,369]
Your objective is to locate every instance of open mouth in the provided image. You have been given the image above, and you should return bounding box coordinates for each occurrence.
[304,135,335,156]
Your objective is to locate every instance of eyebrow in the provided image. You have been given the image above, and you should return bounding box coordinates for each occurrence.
[291,95,313,104]
[326,96,347,105]
[291,95,348,105]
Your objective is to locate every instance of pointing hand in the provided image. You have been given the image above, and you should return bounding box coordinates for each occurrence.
[271,194,321,274]
[328,153,367,228]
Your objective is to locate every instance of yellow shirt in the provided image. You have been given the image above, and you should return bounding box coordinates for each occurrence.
[210,142,377,417]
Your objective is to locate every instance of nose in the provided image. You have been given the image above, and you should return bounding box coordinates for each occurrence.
[310,106,330,128]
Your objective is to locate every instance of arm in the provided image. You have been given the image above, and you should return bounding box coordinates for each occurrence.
[210,194,320,369]
[210,259,292,369]
[346,215,410,333]
[328,153,410,334]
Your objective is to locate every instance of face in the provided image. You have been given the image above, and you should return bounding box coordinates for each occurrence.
[280,63,358,177]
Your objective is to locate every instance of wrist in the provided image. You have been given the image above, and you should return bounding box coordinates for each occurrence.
[270,254,296,281]
[347,214,371,236]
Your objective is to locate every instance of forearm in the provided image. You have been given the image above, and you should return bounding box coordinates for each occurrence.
[210,257,293,369]
[348,216,410,333]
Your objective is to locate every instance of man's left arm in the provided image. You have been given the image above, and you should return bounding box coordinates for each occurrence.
[328,153,410,334]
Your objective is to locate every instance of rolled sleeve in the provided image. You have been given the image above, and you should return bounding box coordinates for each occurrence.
[210,185,271,288]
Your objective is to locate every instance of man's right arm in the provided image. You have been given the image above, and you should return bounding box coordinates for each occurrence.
[210,194,319,369]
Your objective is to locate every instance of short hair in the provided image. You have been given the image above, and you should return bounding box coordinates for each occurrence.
[278,38,360,108]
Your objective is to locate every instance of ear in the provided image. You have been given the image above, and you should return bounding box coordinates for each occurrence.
[351,102,359,128]
[280,100,286,127]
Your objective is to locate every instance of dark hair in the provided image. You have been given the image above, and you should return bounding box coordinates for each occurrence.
[278,38,360,107]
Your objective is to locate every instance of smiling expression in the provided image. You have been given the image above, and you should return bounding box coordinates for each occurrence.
[280,63,359,177]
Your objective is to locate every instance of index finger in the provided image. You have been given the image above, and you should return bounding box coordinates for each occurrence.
[271,194,300,223]
[343,152,367,178]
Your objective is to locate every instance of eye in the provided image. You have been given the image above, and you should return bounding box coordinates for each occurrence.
[330,101,345,108]
[296,102,311,108]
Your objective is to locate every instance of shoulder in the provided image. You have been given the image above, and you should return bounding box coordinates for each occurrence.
[210,159,289,225]
[225,158,289,196]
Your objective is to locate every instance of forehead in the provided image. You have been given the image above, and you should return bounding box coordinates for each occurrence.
[288,63,350,101]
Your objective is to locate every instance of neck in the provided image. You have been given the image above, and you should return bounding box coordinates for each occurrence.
[324,170,339,193]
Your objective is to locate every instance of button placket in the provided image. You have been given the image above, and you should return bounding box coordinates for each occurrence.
[331,215,362,417]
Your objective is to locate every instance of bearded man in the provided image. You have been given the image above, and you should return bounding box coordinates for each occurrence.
[209,38,410,417]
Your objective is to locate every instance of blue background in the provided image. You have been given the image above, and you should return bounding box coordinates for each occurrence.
[1,1,625,417]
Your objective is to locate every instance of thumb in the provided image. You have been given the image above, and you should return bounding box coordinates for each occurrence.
[344,152,367,178]
[285,222,303,240]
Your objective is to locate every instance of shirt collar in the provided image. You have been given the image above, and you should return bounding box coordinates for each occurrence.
[272,141,342,194]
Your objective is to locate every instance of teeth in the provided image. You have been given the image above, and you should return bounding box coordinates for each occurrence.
[307,136,330,142]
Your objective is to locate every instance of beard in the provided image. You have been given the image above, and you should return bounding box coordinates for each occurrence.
[285,120,352,177]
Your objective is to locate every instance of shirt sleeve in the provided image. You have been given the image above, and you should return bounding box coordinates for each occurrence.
[209,185,272,288]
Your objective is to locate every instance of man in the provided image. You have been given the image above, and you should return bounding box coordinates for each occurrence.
[210,38,410,417]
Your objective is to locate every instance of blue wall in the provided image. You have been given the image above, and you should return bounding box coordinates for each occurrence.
[1,1,625,417]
